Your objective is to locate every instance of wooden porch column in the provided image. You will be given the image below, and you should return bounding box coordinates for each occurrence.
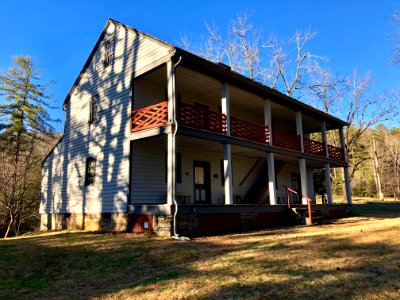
[321,121,333,204]
[264,99,273,146]
[222,83,233,205]
[339,127,352,205]
[166,61,176,206]
[296,111,308,204]
[296,111,304,152]
[324,163,333,204]
[264,99,277,205]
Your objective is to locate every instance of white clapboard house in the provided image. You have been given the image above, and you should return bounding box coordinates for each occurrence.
[40,19,351,236]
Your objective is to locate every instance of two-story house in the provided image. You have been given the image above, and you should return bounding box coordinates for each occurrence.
[40,19,351,237]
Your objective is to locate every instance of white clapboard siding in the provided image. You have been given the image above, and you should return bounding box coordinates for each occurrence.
[40,139,64,214]
[41,21,173,214]
[274,163,316,202]
[131,138,167,204]
[129,138,315,204]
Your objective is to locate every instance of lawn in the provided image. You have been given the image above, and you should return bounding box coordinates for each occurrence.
[1,204,400,299]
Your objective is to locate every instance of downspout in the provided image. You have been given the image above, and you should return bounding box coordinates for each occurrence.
[171,56,189,241]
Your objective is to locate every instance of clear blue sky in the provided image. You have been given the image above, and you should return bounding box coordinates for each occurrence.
[1,0,399,128]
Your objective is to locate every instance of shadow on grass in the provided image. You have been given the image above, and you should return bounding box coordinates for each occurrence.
[352,202,400,218]
[0,232,241,299]
[1,220,400,299]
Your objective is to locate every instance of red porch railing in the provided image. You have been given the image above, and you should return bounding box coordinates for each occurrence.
[131,101,345,161]
[230,117,270,144]
[328,144,344,161]
[131,101,168,132]
[272,130,301,151]
[303,137,326,157]
[179,102,227,134]
[284,186,313,225]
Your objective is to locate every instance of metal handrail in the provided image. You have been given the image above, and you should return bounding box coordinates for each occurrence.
[284,186,313,225]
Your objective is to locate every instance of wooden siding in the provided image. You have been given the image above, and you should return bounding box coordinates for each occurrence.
[40,140,64,213]
[130,138,316,205]
[41,22,173,214]
[276,163,315,202]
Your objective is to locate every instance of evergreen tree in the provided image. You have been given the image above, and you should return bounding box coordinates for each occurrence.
[0,56,55,238]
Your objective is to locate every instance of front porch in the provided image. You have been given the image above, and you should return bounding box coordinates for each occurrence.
[127,59,352,236]
[127,203,351,237]
[128,135,351,236]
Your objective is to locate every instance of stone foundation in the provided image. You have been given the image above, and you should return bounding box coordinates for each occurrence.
[40,213,127,231]
[40,205,350,236]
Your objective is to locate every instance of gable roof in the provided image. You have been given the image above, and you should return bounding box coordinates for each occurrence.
[62,19,173,109]
[62,19,348,128]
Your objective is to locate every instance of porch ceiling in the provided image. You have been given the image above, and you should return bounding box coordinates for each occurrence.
[134,134,341,169]
[139,66,339,133]
[176,136,331,169]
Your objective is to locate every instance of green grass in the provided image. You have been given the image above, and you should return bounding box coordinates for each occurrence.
[351,200,400,217]
[1,217,400,299]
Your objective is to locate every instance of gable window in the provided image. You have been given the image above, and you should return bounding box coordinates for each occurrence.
[85,157,97,186]
[89,95,99,124]
[104,39,115,68]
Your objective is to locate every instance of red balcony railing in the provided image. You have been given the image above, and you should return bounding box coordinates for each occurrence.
[328,144,344,161]
[230,117,270,144]
[131,101,345,161]
[272,130,301,152]
[131,101,168,132]
[303,137,326,157]
[178,102,227,134]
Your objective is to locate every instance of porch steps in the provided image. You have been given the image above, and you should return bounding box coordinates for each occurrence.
[292,207,323,225]
[242,160,285,204]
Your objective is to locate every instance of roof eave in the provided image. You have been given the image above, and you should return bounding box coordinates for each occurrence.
[173,47,348,128]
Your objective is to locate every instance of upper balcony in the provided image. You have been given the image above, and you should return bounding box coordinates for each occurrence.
[131,101,345,161]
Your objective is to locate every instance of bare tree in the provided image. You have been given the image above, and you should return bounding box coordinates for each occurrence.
[370,132,384,200]
[182,12,400,199]
[342,73,398,178]
[180,11,339,110]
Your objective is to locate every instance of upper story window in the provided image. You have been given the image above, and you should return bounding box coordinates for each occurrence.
[89,95,99,124]
[104,39,115,68]
[85,157,97,186]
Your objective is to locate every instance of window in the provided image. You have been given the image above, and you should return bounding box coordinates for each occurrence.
[89,95,99,124]
[104,39,115,67]
[85,157,97,186]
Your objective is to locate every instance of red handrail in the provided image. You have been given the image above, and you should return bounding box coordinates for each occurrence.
[273,131,301,151]
[179,103,227,134]
[131,102,344,162]
[131,101,168,132]
[303,137,326,157]
[230,117,270,144]
[284,186,313,225]
[328,144,344,161]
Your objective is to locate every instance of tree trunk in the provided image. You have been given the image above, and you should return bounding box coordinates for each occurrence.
[342,168,347,201]
[371,137,384,200]
[4,208,13,239]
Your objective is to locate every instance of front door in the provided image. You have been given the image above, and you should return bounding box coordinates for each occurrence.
[291,173,302,204]
[194,161,211,203]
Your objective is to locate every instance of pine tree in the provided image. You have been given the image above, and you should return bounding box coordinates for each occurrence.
[0,56,55,238]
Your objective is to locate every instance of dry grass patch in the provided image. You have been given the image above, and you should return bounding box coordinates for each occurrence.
[1,217,400,299]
